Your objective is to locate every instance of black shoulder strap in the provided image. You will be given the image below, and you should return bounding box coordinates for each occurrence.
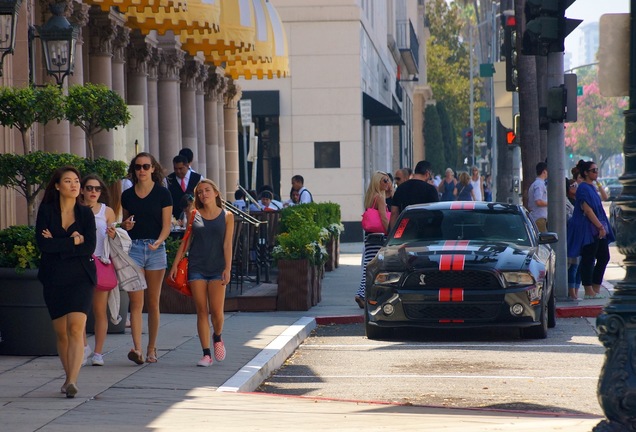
[301,189,313,202]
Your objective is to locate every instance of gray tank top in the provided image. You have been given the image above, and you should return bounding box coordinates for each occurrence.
[188,210,227,275]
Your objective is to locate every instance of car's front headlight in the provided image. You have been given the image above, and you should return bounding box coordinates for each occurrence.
[374,272,403,285]
[502,271,535,287]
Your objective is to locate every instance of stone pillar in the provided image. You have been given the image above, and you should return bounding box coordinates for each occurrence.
[68,2,90,157]
[87,7,118,159]
[156,35,185,169]
[217,76,228,196]
[195,63,208,175]
[112,25,130,99]
[127,31,155,155]
[204,70,222,183]
[179,56,202,171]
[147,42,161,157]
[224,80,241,201]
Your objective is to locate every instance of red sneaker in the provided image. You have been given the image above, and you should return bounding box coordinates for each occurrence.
[213,341,226,362]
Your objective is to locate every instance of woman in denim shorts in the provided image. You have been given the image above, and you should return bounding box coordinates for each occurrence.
[169,179,234,367]
[121,152,172,364]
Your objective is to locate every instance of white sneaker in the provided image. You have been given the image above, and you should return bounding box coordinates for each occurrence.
[91,353,104,366]
[81,345,92,367]
[197,355,213,367]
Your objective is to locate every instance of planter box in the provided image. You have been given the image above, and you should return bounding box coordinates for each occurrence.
[158,282,197,314]
[276,259,313,311]
[0,268,57,356]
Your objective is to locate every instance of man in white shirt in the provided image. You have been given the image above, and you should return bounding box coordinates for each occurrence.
[291,174,313,204]
[528,162,549,232]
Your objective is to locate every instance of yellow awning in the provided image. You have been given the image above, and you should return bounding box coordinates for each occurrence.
[179,0,255,63]
[85,0,186,14]
[225,0,272,65]
[125,0,220,35]
[225,0,288,79]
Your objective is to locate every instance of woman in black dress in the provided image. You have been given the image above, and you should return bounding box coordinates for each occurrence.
[36,166,96,398]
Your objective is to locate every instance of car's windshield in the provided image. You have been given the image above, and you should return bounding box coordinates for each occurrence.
[388,209,531,246]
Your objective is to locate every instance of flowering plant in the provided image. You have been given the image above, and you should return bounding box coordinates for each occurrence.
[0,225,40,273]
[272,224,328,265]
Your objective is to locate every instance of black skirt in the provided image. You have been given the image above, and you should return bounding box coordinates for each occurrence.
[43,280,94,320]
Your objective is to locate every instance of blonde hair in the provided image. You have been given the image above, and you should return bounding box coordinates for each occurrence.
[458,171,470,186]
[364,171,388,209]
[194,178,223,209]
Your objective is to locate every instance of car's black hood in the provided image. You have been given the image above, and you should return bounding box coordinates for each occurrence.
[376,240,533,272]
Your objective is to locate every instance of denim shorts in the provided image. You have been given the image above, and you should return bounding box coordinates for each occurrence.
[128,239,167,270]
[188,271,223,283]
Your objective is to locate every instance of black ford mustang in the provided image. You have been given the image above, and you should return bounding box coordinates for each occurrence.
[364,201,558,340]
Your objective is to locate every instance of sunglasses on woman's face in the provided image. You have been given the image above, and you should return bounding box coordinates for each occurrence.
[134,163,152,171]
[84,185,102,192]
[588,168,599,173]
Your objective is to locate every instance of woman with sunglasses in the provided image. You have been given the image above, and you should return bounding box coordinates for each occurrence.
[121,152,173,364]
[567,160,614,300]
[355,171,391,309]
[36,166,96,398]
[80,174,117,365]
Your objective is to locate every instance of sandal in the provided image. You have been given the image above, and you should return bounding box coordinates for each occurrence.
[127,349,144,365]
[146,347,158,363]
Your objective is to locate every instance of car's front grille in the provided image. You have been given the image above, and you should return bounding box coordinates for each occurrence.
[402,271,501,289]
[403,302,500,321]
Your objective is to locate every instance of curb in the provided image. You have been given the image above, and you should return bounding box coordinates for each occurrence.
[315,315,364,325]
[556,305,603,318]
[217,316,316,393]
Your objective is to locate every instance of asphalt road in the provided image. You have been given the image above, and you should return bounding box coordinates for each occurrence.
[257,317,605,416]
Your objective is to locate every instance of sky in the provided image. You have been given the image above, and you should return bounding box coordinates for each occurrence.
[564,0,629,67]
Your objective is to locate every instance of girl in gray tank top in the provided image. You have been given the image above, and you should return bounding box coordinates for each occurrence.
[168,179,234,367]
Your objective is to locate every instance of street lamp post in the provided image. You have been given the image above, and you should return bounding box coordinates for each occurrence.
[595,1,636,430]
[0,0,23,77]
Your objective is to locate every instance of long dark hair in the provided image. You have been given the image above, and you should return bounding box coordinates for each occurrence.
[576,160,595,180]
[127,152,165,185]
[81,173,110,207]
[42,166,82,207]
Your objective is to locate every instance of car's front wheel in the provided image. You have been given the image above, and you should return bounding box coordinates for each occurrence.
[520,299,548,339]
[547,288,556,329]
[365,305,392,340]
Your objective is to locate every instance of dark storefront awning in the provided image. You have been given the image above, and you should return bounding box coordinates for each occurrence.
[362,92,404,126]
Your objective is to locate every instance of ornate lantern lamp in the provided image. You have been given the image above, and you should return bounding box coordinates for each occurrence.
[0,0,23,77]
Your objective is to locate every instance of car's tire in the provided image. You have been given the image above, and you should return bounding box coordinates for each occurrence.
[520,299,548,339]
[547,288,556,329]
[364,305,392,340]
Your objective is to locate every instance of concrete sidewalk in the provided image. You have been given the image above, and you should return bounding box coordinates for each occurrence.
[0,242,617,431]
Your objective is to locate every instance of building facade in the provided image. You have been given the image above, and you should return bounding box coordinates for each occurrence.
[239,0,432,240]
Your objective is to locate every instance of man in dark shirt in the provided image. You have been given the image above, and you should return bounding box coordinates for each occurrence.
[166,154,202,219]
[389,160,439,230]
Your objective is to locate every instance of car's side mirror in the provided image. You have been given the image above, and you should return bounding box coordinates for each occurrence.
[538,231,558,244]
[366,233,387,246]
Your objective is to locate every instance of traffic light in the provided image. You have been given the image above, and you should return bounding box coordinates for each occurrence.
[462,128,474,165]
[502,15,518,91]
[547,73,577,122]
[522,0,581,56]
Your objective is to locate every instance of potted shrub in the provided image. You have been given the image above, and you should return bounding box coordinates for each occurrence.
[0,226,57,355]
[273,212,328,311]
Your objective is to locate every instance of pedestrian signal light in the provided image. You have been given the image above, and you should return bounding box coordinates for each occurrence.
[506,130,516,145]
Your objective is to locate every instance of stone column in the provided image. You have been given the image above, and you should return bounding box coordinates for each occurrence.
[179,56,202,171]
[147,42,161,157]
[127,31,154,155]
[68,2,90,157]
[224,80,241,201]
[112,25,130,99]
[217,75,228,196]
[195,63,208,175]
[156,35,185,169]
[204,70,221,182]
[87,7,118,159]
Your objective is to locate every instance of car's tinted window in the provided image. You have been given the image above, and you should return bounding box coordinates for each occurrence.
[389,209,530,246]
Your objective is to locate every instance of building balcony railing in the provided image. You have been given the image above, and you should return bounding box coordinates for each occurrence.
[396,19,419,75]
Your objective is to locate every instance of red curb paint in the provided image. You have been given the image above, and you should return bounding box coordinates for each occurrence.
[556,306,603,318]
[315,315,364,325]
